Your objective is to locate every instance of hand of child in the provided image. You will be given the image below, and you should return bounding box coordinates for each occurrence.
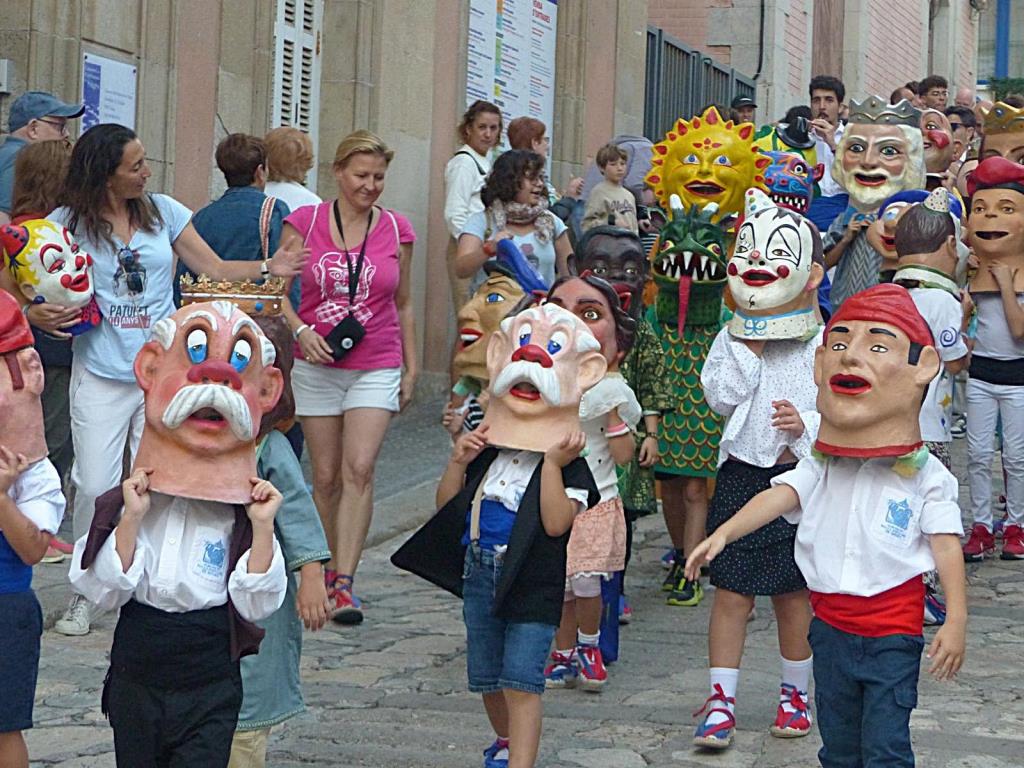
[0,446,28,494]
[684,533,726,581]
[638,435,660,467]
[442,403,462,438]
[926,619,966,681]
[771,400,805,438]
[546,430,586,468]
[989,262,1018,290]
[246,478,283,527]
[451,425,490,466]
[297,567,330,631]
[122,468,154,521]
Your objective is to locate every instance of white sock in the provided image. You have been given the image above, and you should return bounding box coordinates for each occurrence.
[703,667,739,727]
[555,647,574,659]
[780,655,813,713]
[577,629,600,647]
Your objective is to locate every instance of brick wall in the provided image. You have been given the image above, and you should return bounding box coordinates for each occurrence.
[785,1,810,96]
[863,0,927,95]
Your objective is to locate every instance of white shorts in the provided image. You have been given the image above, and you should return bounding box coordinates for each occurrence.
[292,359,401,416]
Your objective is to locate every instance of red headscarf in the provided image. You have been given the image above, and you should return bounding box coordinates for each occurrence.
[825,283,934,349]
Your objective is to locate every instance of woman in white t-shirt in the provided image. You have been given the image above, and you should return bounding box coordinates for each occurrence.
[49,124,305,637]
[455,149,571,289]
[263,126,322,213]
[443,100,501,308]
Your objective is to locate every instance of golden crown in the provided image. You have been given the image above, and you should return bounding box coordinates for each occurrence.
[982,102,1024,135]
[847,96,921,128]
[178,274,287,316]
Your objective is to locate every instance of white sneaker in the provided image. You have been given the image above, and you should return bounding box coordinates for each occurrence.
[54,594,91,636]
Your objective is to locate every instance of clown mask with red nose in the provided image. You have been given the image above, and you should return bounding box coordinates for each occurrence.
[480,303,607,452]
[131,301,284,504]
[726,188,824,341]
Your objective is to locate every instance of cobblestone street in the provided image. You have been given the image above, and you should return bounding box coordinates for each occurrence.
[23,406,1024,767]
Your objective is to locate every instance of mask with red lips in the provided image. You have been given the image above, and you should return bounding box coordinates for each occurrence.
[479,303,607,452]
[0,219,101,335]
[813,284,940,457]
[727,189,823,327]
[131,301,284,504]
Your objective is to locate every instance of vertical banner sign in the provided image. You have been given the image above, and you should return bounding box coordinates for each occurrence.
[81,53,138,132]
[467,0,558,150]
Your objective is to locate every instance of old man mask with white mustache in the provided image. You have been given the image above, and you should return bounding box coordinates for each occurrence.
[480,303,607,452]
[132,301,284,504]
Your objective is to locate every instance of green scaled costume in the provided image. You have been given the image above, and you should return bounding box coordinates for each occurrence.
[649,199,728,478]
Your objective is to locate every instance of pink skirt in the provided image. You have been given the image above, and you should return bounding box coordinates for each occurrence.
[566,496,627,578]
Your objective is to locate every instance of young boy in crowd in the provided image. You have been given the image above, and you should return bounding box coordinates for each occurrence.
[582,144,638,235]
[393,303,604,768]
[0,291,66,768]
[687,284,966,766]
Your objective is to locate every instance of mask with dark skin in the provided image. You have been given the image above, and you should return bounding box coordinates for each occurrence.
[571,228,647,320]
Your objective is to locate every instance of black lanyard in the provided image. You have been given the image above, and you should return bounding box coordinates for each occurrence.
[333,201,373,306]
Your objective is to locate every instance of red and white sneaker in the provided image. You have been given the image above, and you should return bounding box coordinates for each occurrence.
[1001,524,1024,560]
[963,523,995,562]
[770,683,812,738]
[575,644,608,692]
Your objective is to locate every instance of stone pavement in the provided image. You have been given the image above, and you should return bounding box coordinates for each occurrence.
[24,422,1024,767]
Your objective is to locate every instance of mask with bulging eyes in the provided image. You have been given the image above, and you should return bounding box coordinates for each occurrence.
[727,188,822,315]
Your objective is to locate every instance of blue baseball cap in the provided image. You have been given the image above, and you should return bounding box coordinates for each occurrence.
[8,91,85,132]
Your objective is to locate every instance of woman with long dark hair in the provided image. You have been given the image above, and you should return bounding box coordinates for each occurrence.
[51,123,306,636]
[455,149,571,287]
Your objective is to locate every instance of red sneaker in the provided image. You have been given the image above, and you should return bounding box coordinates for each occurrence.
[963,524,995,562]
[770,684,812,738]
[575,644,608,692]
[1001,524,1024,560]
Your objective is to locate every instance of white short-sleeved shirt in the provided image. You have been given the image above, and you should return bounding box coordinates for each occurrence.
[7,458,65,535]
[579,373,642,502]
[909,288,967,442]
[460,210,567,287]
[702,328,822,467]
[68,492,286,622]
[772,454,963,597]
[49,194,193,382]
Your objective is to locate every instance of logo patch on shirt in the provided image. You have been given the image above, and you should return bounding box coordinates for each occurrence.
[877,496,917,546]
[192,535,228,582]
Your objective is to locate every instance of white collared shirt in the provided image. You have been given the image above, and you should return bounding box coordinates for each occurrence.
[815,122,846,198]
[702,328,821,468]
[772,454,963,596]
[69,492,286,622]
[481,450,590,512]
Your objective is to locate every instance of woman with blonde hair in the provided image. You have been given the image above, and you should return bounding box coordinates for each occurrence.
[279,130,418,624]
[264,126,322,212]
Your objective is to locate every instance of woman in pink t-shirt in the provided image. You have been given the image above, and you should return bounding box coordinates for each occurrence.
[280,130,417,624]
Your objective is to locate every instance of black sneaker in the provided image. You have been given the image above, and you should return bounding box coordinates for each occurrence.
[662,557,682,592]
[666,576,704,607]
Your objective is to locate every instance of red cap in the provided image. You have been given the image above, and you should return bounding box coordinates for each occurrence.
[0,290,34,355]
[967,156,1024,196]
[825,284,934,348]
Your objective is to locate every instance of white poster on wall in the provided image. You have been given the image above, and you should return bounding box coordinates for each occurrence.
[81,52,138,131]
[467,0,558,149]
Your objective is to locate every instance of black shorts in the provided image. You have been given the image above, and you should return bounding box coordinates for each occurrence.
[0,590,42,733]
[706,459,806,596]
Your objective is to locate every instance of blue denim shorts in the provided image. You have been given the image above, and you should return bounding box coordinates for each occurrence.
[462,545,556,695]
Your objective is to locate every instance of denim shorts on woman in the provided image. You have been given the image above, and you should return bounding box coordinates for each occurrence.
[462,545,556,695]
[0,590,43,732]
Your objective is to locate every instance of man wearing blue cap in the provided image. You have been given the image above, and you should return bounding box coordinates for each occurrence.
[0,91,84,225]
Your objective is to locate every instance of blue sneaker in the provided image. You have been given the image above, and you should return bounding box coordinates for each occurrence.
[924,586,946,626]
[544,650,578,688]
[483,738,509,767]
[692,684,736,750]
[661,547,677,570]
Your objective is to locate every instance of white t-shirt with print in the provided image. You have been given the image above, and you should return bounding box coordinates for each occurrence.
[909,287,967,442]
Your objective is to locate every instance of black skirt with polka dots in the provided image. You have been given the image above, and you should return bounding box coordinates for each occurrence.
[705,458,806,596]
